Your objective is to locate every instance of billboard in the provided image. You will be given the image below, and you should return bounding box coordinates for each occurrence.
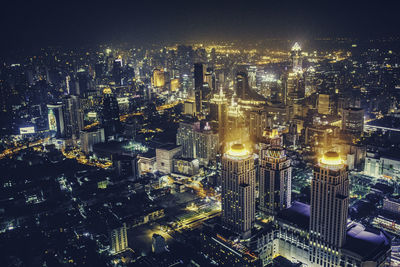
[20,126,35,135]
[48,109,57,131]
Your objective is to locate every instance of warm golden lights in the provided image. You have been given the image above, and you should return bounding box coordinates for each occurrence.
[320,151,343,166]
[103,87,112,94]
[226,143,249,157]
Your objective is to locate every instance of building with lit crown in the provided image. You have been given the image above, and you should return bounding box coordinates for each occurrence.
[221,143,256,238]
[259,129,291,215]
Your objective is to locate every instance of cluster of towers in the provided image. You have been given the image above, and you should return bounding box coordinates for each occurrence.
[220,135,356,266]
[221,129,293,238]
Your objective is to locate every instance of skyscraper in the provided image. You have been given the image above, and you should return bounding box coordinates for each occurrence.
[291,42,302,73]
[236,72,250,100]
[209,87,228,144]
[221,144,255,238]
[62,95,84,139]
[342,107,364,135]
[47,103,65,138]
[152,68,165,88]
[194,63,205,114]
[310,151,349,265]
[101,88,121,139]
[259,129,291,215]
[110,222,128,255]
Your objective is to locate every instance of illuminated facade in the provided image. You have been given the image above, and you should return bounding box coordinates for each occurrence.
[101,88,121,139]
[310,151,349,265]
[62,95,84,139]
[209,87,228,143]
[291,42,302,73]
[259,130,292,215]
[221,144,255,238]
[47,103,65,138]
[152,68,165,88]
[110,223,128,255]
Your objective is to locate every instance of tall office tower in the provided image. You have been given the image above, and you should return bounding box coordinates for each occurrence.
[176,121,200,158]
[110,222,128,255]
[194,122,219,166]
[194,63,205,114]
[310,151,349,265]
[236,72,250,100]
[62,95,84,139]
[247,66,257,89]
[76,69,89,97]
[249,109,271,142]
[101,88,121,139]
[287,72,305,103]
[221,144,256,238]
[304,66,317,97]
[342,107,364,135]
[204,67,215,93]
[112,59,122,85]
[80,127,105,154]
[318,94,331,115]
[152,68,165,88]
[291,42,302,72]
[209,87,228,143]
[259,129,292,215]
[47,103,65,138]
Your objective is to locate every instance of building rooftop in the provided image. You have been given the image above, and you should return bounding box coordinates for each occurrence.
[277,201,310,230]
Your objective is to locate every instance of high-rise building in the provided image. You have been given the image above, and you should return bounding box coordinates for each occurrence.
[47,103,65,138]
[291,42,302,72]
[101,88,121,139]
[194,63,206,114]
[176,121,199,158]
[342,107,364,135]
[221,144,255,238]
[110,222,128,255]
[249,109,271,142]
[310,151,349,265]
[259,129,292,215]
[112,59,122,85]
[176,121,219,165]
[152,68,165,88]
[62,95,84,139]
[209,88,228,143]
[156,144,182,174]
[194,122,219,166]
[80,127,105,154]
[236,72,250,100]
[76,69,89,97]
[318,94,331,115]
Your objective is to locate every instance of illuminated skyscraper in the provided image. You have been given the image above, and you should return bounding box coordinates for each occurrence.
[194,63,205,114]
[310,151,349,265]
[342,107,364,135]
[318,94,331,115]
[62,95,84,139]
[236,72,250,100]
[112,59,122,85]
[152,68,165,88]
[176,121,219,165]
[101,88,121,139]
[110,222,128,255]
[222,144,255,238]
[259,129,291,215]
[47,103,65,138]
[291,42,302,73]
[210,87,228,143]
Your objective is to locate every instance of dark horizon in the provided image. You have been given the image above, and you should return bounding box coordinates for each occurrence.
[2,0,400,52]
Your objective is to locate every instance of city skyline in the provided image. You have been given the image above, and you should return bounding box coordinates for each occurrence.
[1,3,400,266]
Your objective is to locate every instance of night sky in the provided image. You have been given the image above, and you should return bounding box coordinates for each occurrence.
[2,0,400,51]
